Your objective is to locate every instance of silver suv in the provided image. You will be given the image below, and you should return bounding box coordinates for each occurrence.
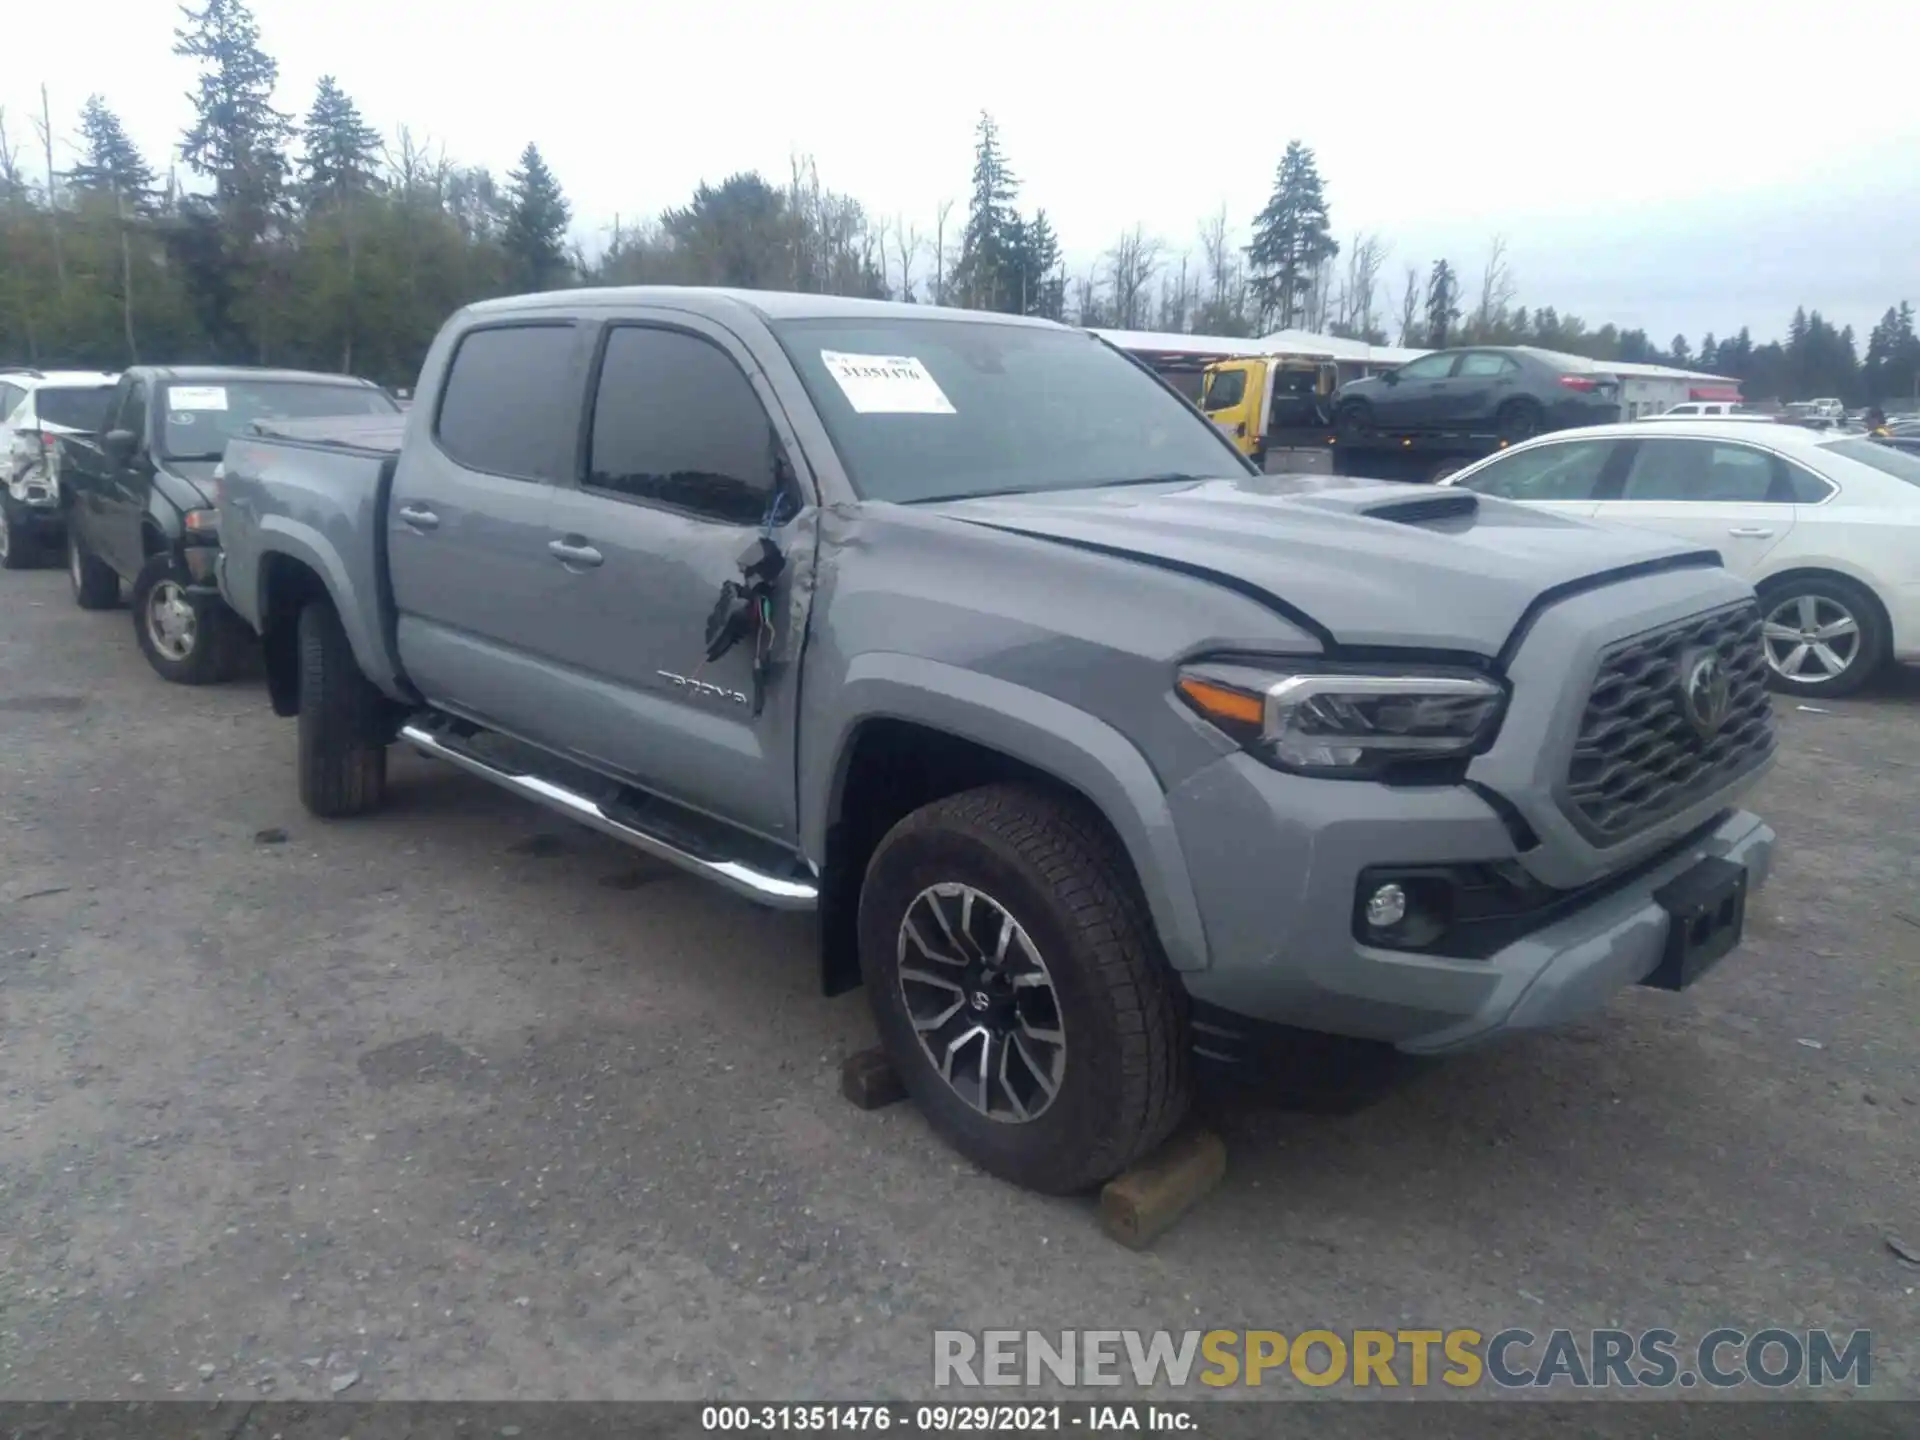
[0,368,119,569]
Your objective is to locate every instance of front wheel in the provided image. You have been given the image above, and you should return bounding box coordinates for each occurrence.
[857,784,1191,1194]
[1758,576,1887,698]
[132,554,246,685]
[296,599,390,817]
[68,530,120,609]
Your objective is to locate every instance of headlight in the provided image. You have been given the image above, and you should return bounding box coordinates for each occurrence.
[1176,663,1506,777]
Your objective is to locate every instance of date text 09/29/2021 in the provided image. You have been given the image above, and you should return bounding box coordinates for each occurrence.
[702,1406,1190,1432]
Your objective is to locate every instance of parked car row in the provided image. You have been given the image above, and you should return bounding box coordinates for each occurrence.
[7,293,1835,1199]
[1,364,400,682]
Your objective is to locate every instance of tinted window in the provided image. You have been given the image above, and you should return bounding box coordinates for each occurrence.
[1395,353,1457,381]
[1456,352,1515,378]
[1454,440,1614,501]
[1619,439,1780,502]
[586,327,780,525]
[770,317,1246,504]
[1824,438,1920,489]
[156,380,395,459]
[1780,462,1835,503]
[1202,369,1246,410]
[34,385,117,431]
[436,324,577,481]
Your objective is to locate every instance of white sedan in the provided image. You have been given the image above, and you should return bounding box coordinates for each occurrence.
[1440,419,1920,697]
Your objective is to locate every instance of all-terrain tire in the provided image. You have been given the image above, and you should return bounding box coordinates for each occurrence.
[297,598,390,817]
[857,783,1191,1194]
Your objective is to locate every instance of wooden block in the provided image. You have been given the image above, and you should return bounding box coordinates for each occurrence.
[840,1046,907,1111]
[1098,1129,1227,1250]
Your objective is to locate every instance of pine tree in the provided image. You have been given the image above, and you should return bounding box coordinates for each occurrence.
[1247,141,1338,330]
[1424,259,1460,347]
[1670,334,1691,367]
[173,0,292,219]
[502,143,572,292]
[298,76,382,209]
[951,111,1020,313]
[1698,332,1717,371]
[1019,209,1064,320]
[68,96,157,211]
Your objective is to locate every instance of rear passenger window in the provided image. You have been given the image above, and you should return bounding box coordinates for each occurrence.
[586,327,781,525]
[435,324,577,480]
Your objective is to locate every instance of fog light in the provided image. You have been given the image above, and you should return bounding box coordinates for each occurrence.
[1365,883,1409,929]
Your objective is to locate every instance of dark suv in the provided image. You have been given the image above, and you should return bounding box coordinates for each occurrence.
[1334,346,1622,443]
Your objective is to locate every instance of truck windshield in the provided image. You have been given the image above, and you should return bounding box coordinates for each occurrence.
[35,385,118,431]
[158,380,398,460]
[769,318,1247,503]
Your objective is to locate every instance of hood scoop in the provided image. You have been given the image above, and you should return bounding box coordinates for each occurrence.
[1355,489,1479,526]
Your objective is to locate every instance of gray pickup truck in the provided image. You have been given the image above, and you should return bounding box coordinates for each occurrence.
[217,288,1777,1194]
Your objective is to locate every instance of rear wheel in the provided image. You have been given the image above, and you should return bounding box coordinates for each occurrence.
[1335,400,1375,440]
[1495,399,1543,442]
[131,554,246,685]
[857,784,1190,1194]
[68,529,120,609]
[297,599,390,817]
[1757,575,1886,699]
[0,495,33,569]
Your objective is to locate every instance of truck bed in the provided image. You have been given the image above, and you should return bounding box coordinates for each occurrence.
[216,424,407,697]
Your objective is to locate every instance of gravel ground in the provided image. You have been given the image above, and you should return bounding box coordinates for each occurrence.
[1,563,1916,1407]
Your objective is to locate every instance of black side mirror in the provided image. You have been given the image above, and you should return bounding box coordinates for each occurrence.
[102,428,139,463]
[1382,370,1401,385]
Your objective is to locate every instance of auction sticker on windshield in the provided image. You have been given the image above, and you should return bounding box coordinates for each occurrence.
[820,351,955,415]
[168,386,229,411]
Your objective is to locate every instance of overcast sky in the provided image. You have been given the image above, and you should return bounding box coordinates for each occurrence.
[11,1,1918,345]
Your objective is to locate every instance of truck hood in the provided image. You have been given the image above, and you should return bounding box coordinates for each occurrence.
[928,473,1719,658]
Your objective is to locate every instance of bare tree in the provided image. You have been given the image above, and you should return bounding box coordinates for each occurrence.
[34,84,66,298]
[1340,232,1388,339]
[1473,233,1516,336]
[1198,205,1233,318]
[932,198,955,306]
[1395,263,1423,347]
[891,213,921,302]
[1104,225,1163,330]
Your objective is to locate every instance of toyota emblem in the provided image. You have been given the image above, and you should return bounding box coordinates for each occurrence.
[1680,649,1732,740]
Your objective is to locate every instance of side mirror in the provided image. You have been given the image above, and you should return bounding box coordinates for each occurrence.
[1381,371,1400,386]
[102,428,139,463]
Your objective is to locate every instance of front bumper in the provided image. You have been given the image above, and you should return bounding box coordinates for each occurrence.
[1171,752,1773,1057]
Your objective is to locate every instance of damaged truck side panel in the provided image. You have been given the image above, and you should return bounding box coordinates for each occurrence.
[218,287,1776,1196]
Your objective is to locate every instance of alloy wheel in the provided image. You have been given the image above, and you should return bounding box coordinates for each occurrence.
[895,882,1067,1124]
[1762,592,1860,684]
[146,579,199,660]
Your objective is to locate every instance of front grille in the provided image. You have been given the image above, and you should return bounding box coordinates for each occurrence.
[1563,602,1774,843]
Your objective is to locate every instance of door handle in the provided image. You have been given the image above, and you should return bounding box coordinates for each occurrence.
[397,504,440,531]
[1727,526,1774,537]
[548,538,603,568]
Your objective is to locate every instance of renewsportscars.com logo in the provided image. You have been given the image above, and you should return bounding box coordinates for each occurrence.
[933,1328,1873,1391]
